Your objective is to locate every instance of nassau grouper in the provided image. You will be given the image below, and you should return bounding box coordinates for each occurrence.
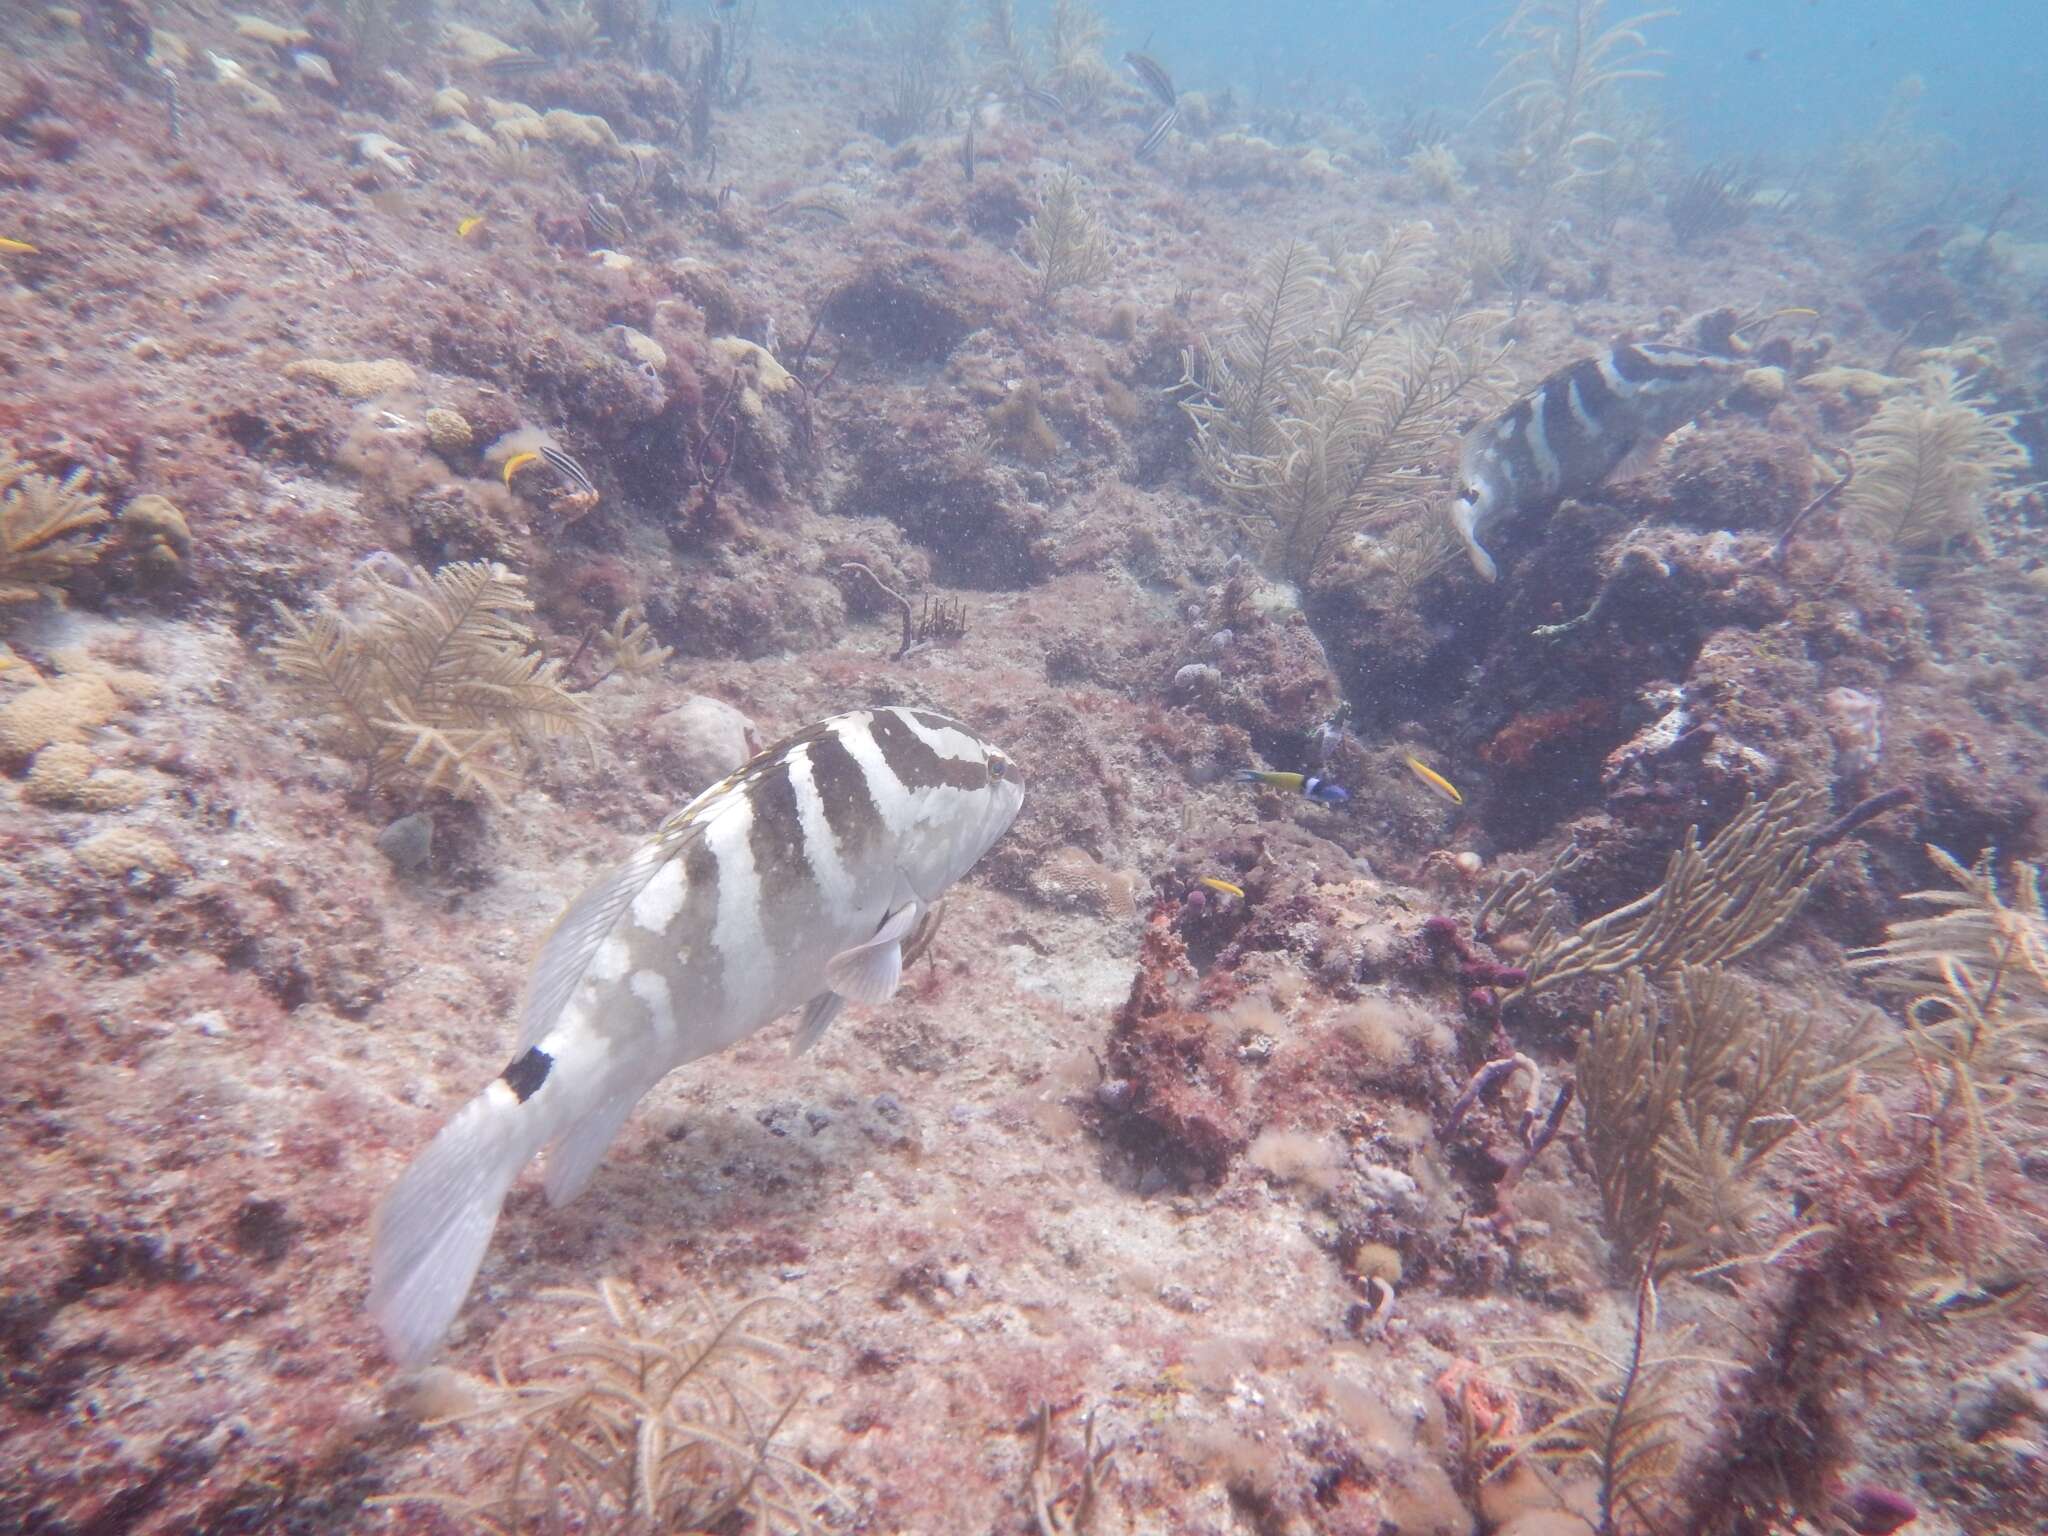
[1450,340,1745,582]
[370,707,1024,1364]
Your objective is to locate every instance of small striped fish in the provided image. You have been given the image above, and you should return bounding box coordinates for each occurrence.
[369,707,1024,1363]
[1124,51,1176,109]
[1451,341,1744,582]
[538,443,597,496]
[1136,104,1179,160]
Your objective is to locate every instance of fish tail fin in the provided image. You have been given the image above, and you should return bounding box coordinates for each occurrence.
[540,1086,645,1208]
[369,1084,547,1366]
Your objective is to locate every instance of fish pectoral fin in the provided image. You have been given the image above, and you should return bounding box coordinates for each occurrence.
[790,991,845,1056]
[900,899,945,970]
[824,902,921,1006]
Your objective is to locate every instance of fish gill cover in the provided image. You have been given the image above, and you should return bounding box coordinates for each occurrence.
[0,0,2044,1532]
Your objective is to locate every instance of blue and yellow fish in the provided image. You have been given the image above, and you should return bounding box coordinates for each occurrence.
[1234,769,1349,806]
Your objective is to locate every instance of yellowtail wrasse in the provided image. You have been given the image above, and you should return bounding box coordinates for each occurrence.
[1235,769,1349,806]
[1198,876,1245,900]
[457,215,487,239]
[0,237,38,255]
[1403,754,1463,805]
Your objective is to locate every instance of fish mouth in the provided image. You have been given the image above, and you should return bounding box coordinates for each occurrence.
[1450,496,1499,583]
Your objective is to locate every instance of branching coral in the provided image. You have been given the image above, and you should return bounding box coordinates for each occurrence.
[382,1282,836,1534]
[1178,228,1507,582]
[865,59,954,144]
[1485,1,1671,189]
[1483,2,1670,309]
[1836,364,2030,565]
[1479,789,1828,1001]
[267,559,594,805]
[1577,965,1863,1276]
[0,449,109,605]
[1023,169,1114,307]
[1664,160,1758,249]
[1045,0,1113,113]
[1849,847,2048,1241]
[1480,1235,1717,1536]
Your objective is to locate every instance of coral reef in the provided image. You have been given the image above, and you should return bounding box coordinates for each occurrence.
[1,3,2044,1532]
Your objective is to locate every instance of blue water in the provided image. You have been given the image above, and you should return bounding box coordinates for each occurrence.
[1085,0,2046,209]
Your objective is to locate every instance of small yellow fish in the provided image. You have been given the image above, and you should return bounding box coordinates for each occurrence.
[0,237,38,256]
[1198,876,1245,900]
[457,215,486,239]
[501,450,542,486]
[1404,754,1463,805]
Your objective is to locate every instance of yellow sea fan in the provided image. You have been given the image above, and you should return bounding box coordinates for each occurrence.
[1839,364,2030,559]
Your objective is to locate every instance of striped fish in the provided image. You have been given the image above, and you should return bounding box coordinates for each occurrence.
[481,50,555,76]
[369,707,1025,1363]
[1136,104,1179,160]
[1124,51,1176,109]
[1450,341,1744,582]
[1022,84,1066,116]
[538,443,597,497]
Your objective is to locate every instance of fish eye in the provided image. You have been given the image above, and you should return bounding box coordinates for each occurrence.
[987,754,1008,779]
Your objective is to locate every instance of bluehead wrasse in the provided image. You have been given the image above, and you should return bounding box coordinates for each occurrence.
[1234,769,1349,806]
[1199,876,1245,899]
[0,238,38,256]
[1403,754,1463,805]
[1136,104,1179,160]
[458,215,486,238]
[502,450,542,485]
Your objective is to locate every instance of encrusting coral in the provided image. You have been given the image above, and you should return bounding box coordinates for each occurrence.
[266,559,595,805]
[0,448,109,605]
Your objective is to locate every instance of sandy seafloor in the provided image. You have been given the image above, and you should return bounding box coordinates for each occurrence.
[3,3,2047,1533]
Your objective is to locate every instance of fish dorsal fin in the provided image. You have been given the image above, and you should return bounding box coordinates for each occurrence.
[517,836,678,1051]
[790,991,844,1056]
[823,902,921,1006]
[520,758,776,1052]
